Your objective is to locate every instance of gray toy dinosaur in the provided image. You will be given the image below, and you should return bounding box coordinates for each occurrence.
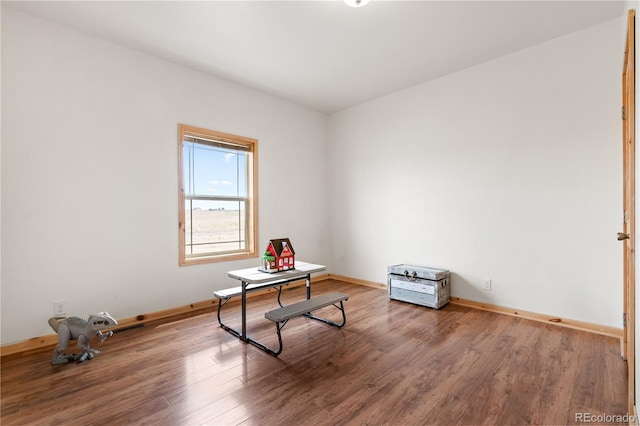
[48,312,118,365]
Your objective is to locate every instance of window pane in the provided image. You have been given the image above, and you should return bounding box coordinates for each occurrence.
[179,124,257,265]
[184,142,247,197]
[184,199,192,248]
[184,199,247,256]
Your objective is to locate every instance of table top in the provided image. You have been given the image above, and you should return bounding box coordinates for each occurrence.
[228,261,326,284]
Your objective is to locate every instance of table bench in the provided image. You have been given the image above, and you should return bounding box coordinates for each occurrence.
[218,262,347,356]
[264,291,348,355]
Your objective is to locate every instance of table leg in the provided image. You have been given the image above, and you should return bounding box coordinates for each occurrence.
[306,273,311,299]
[241,280,247,341]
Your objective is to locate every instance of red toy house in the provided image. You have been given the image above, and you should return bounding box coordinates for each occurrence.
[261,238,295,273]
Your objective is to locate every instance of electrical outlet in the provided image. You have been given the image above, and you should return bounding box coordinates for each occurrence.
[482,278,492,291]
[53,300,67,316]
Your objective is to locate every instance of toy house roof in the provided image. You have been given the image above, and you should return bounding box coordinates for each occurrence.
[267,238,295,256]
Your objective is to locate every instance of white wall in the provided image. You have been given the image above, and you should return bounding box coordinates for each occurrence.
[0,6,626,345]
[327,17,624,328]
[0,7,329,345]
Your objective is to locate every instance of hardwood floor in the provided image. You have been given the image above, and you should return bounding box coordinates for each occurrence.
[1,280,629,425]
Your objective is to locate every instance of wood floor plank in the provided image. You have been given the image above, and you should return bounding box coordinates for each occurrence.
[0,280,629,425]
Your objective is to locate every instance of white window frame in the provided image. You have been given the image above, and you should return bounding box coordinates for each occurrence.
[178,124,258,266]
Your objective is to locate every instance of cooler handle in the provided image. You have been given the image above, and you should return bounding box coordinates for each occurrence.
[404,270,418,281]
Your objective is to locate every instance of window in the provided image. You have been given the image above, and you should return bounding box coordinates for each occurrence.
[178,124,258,265]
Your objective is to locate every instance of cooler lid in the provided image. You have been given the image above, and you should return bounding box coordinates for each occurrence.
[388,264,450,280]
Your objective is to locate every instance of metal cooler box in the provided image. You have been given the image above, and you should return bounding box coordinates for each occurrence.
[388,264,450,309]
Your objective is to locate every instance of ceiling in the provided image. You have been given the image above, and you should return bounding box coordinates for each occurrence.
[4,1,625,113]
